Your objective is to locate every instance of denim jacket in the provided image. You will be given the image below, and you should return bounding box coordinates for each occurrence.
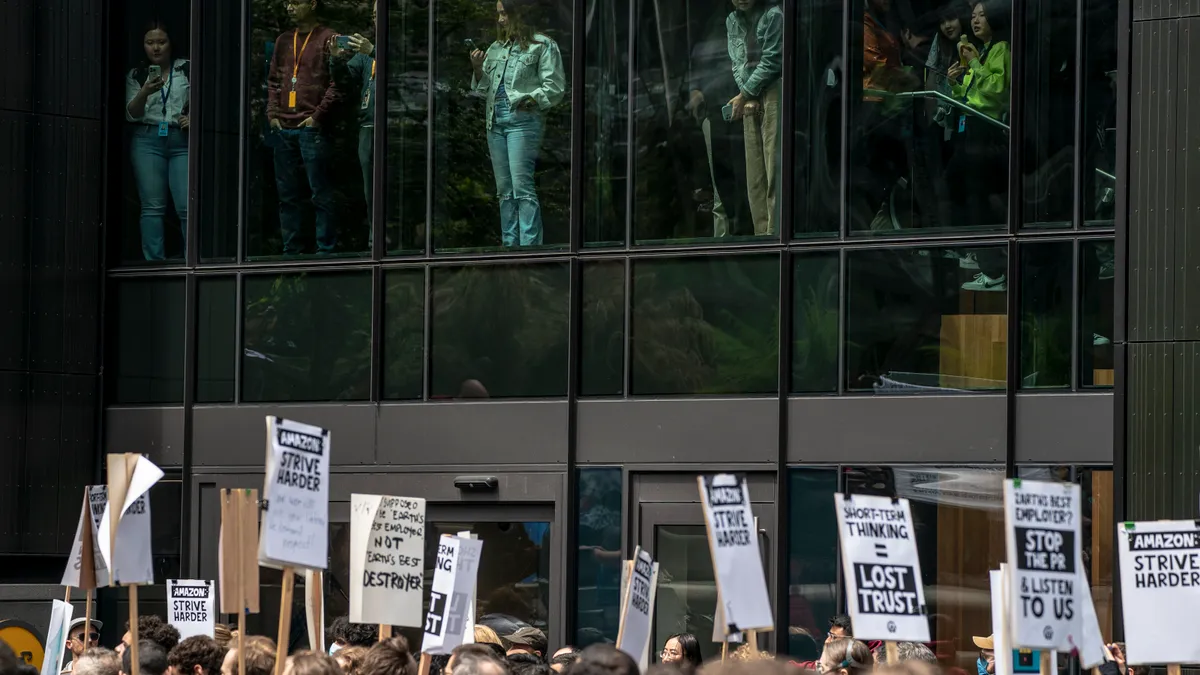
[726,6,783,98]
[471,34,566,129]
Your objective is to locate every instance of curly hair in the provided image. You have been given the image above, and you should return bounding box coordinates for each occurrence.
[329,617,379,648]
[126,616,182,653]
[361,637,416,675]
[168,636,227,675]
[334,647,369,675]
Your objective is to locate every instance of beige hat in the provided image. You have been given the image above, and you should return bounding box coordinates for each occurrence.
[973,635,994,650]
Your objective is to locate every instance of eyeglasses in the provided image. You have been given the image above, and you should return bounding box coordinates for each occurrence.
[73,633,100,643]
[660,650,681,658]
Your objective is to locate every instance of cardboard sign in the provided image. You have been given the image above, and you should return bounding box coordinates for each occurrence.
[349,494,426,627]
[168,579,216,639]
[219,488,261,614]
[1077,569,1106,669]
[834,493,929,641]
[99,455,164,585]
[616,547,659,671]
[259,417,330,570]
[456,531,476,645]
[1117,520,1200,665]
[1003,479,1081,651]
[62,486,109,589]
[989,567,1013,675]
[40,600,73,675]
[697,474,773,635]
[421,535,485,655]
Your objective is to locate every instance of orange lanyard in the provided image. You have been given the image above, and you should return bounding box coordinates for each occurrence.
[371,59,375,80]
[291,28,315,88]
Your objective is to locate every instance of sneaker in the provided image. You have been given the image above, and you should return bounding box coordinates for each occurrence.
[961,273,1007,292]
[1094,333,1111,346]
[1099,260,1115,280]
[959,252,980,270]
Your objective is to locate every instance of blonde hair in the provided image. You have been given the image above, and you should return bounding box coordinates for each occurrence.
[473,625,503,646]
[213,625,233,649]
[729,643,770,662]
[819,639,872,675]
[231,636,278,675]
[287,651,342,675]
[335,647,369,675]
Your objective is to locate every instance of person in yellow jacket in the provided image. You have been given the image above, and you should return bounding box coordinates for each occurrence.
[949,1,1011,123]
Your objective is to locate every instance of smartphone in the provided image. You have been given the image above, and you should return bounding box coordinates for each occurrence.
[464,38,481,52]
[336,35,352,50]
[147,64,161,81]
[721,103,734,122]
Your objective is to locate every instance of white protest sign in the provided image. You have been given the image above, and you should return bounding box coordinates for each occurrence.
[421,535,485,655]
[167,579,216,639]
[62,486,109,588]
[259,417,330,570]
[616,547,658,671]
[1078,570,1105,669]
[1003,479,1081,651]
[989,567,1013,675]
[41,600,74,675]
[349,494,426,626]
[1117,520,1200,665]
[457,531,476,645]
[99,456,164,585]
[698,474,773,634]
[834,493,929,641]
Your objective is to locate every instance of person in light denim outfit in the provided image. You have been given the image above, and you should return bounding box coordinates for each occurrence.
[726,0,783,236]
[125,21,190,261]
[470,0,566,247]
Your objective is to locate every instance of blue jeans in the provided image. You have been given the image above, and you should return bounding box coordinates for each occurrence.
[130,126,188,260]
[274,128,336,254]
[487,99,545,247]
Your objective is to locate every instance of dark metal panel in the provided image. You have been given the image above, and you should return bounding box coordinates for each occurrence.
[1175,343,1200,518]
[23,374,63,553]
[1014,394,1114,464]
[0,113,30,373]
[56,375,98,551]
[1126,343,1174,520]
[1178,18,1200,340]
[192,404,377,466]
[788,395,1006,463]
[377,401,569,466]
[63,122,104,375]
[0,372,29,552]
[328,471,564,504]
[576,399,778,465]
[104,406,185,468]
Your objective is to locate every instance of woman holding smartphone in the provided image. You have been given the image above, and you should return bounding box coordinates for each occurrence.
[125,19,190,261]
[469,0,566,248]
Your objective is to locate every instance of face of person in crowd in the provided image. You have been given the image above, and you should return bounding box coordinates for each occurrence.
[732,0,758,11]
[979,649,995,674]
[817,653,844,675]
[221,649,237,675]
[67,623,98,656]
[971,3,993,42]
[117,632,132,657]
[286,0,317,25]
[940,16,963,40]
[660,638,683,664]
[825,626,848,644]
[495,1,508,27]
[143,28,171,66]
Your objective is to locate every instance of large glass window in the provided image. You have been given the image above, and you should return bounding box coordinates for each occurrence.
[433,0,573,252]
[118,2,192,265]
[384,0,429,255]
[846,245,1008,392]
[794,0,843,238]
[1021,0,1076,229]
[1082,1,1117,228]
[241,271,372,402]
[198,0,240,261]
[111,277,185,404]
[197,276,237,403]
[631,254,780,395]
[792,253,839,393]
[1081,239,1114,388]
[581,261,625,396]
[574,467,624,647]
[430,262,570,398]
[786,468,838,659]
[1020,241,1071,389]
[382,268,425,400]
[245,0,377,259]
[583,0,629,247]
[849,0,1011,234]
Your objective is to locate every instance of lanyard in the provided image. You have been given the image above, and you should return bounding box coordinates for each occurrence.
[159,66,174,116]
[291,29,315,88]
[371,59,375,80]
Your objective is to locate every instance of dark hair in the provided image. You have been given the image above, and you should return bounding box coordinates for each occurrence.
[550,652,580,669]
[336,647,370,675]
[122,641,169,675]
[577,645,638,675]
[288,652,342,675]
[513,663,551,675]
[449,646,509,675]
[827,615,853,636]
[126,617,181,654]
[429,654,452,675]
[497,0,538,48]
[330,617,379,648]
[361,637,416,675]
[664,634,702,670]
[973,0,1011,43]
[932,1,980,68]
[168,636,227,675]
[138,19,187,61]
[508,655,542,667]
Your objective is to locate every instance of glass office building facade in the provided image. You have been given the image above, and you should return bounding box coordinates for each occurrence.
[4,0,1123,666]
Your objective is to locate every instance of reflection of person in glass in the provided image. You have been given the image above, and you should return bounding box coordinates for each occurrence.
[331,4,377,247]
[469,0,566,248]
[726,0,783,236]
[125,20,190,261]
[267,0,341,255]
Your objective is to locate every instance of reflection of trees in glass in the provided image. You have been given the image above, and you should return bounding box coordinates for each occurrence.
[431,263,570,397]
[242,272,372,401]
[1020,242,1071,389]
[383,269,424,399]
[632,256,779,395]
[581,261,625,396]
[793,255,839,393]
[386,0,430,251]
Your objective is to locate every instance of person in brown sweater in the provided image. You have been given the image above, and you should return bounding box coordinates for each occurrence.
[267,0,341,254]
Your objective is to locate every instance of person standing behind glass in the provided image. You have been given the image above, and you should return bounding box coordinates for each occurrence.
[726,0,783,237]
[332,3,377,248]
[267,0,341,255]
[469,0,566,248]
[126,20,190,261]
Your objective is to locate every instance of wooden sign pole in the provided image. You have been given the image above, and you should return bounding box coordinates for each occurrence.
[721,641,728,662]
[83,589,93,650]
[129,584,141,675]
[1167,665,1181,675]
[1038,651,1051,675]
[63,588,71,604]
[417,653,431,675]
[885,641,899,665]
[378,625,392,642]
[274,568,295,675]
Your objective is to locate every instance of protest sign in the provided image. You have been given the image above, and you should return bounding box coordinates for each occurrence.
[40,600,73,675]
[259,417,330,571]
[616,547,659,671]
[219,489,261,615]
[1117,520,1200,665]
[697,474,773,635]
[1078,571,1105,670]
[421,535,485,655]
[62,486,109,589]
[1003,479,1081,652]
[834,493,929,641]
[350,494,426,627]
[168,580,216,639]
[99,455,164,586]
[456,531,476,645]
[989,566,1013,675]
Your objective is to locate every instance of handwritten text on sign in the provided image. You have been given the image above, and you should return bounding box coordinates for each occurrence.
[350,494,426,627]
[1005,479,1081,651]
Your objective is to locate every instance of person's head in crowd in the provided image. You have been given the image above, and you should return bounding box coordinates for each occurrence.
[825,616,852,645]
[220,636,276,675]
[577,645,638,675]
[285,0,319,27]
[503,628,547,660]
[122,617,182,655]
[506,655,540,668]
[969,1,1009,45]
[74,649,121,675]
[68,618,104,659]
[508,659,548,675]
[660,634,702,670]
[474,626,504,648]
[447,646,508,675]
[212,627,233,651]
[329,618,379,654]
[970,636,994,675]
[139,19,175,70]
[547,649,578,674]
[698,657,792,675]
[729,643,769,663]
[817,639,872,675]
[874,643,937,667]
[786,628,819,663]
[494,0,539,47]
[360,637,415,675]
[333,647,367,675]
[121,642,169,675]
[168,636,227,675]
[282,652,341,675]
[1,640,27,675]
